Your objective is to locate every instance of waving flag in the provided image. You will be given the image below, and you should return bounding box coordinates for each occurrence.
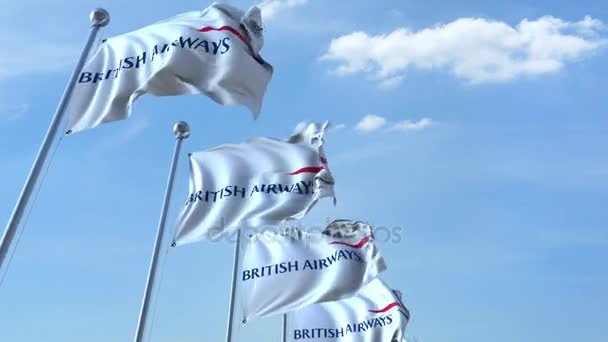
[240,221,386,320]
[289,278,409,342]
[67,2,273,133]
[172,122,335,245]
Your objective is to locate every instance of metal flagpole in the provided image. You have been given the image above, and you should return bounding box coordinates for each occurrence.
[0,8,110,275]
[281,313,288,342]
[225,229,242,342]
[134,121,190,342]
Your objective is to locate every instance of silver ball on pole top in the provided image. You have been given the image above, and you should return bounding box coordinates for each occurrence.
[173,121,190,139]
[90,8,110,27]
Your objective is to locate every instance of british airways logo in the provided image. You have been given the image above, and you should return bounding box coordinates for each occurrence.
[293,300,406,340]
[241,234,368,282]
[78,25,247,84]
[186,159,327,206]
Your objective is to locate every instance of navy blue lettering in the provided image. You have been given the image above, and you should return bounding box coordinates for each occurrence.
[279,184,295,193]
[300,180,312,194]
[212,40,222,54]
[207,190,220,202]
[287,260,298,272]
[233,186,246,198]
[122,57,134,69]
[78,72,92,83]
[92,72,104,83]
[327,329,335,338]
[293,183,303,194]
[328,251,339,264]
[135,52,146,68]
[249,185,260,196]
[303,260,315,271]
[194,39,210,52]
[151,45,159,61]
[251,268,260,279]
[373,318,383,327]
[179,36,199,49]
[221,37,230,54]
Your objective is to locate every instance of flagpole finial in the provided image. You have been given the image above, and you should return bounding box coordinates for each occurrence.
[174,121,190,139]
[90,8,110,28]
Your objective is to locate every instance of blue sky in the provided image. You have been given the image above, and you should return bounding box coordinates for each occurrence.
[0,0,607,341]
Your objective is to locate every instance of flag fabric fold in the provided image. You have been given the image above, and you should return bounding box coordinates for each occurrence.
[67,2,273,133]
[288,278,410,342]
[240,220,386,320]
[172,122,335,245]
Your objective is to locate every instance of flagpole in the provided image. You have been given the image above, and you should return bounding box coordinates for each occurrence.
[225,229,242,342]
[0,8,110,275]
[281,313,288,342]
[134,121,190,342]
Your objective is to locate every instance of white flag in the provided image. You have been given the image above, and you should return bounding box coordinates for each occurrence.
[289,278,410,342]
[172,122,335,245]
[240,221,386,320]
[67,2,273,133]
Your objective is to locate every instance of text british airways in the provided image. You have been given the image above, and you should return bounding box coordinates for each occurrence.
[78,35,231,84]
[185,181,314,206]
[293,314,394,339]
[242,249,363,281]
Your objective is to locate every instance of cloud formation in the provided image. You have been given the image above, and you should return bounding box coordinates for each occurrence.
[259,0,308,21]
[391,118,434,131]
[355,115,435,133]
[321,16,607,86]
[355,115,387,132]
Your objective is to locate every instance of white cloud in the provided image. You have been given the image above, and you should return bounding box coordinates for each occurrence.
[354,115,435,134]
[321,15,607,86]
[355,115,387,132]
[259,0,309,21]
[333,123,346,130]
[391,118,435,131]
[379,75,405,89]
